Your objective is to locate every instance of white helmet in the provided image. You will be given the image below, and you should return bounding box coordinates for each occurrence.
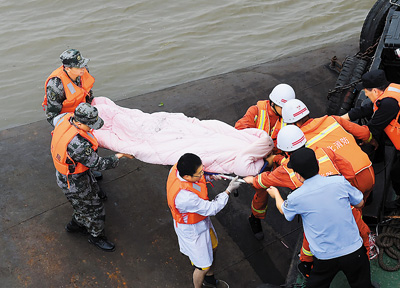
[282,99,310,124]
[277,125,307,152]
[269,84,296,107]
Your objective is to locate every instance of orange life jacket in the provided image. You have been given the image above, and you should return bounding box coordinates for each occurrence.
[270,117,286,145]
[51,113,98,175]
[301,116,371,174]
[255,100,280,135]
[166,164,208,225]
[373,83,400,150]
[281,148,340,188]
[43,66,95,113]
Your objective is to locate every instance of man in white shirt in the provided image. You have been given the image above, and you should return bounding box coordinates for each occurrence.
[166,153,241,288]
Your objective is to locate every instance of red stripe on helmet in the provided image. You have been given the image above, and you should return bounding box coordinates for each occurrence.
[293,108,307,117]
[292,135,305,146]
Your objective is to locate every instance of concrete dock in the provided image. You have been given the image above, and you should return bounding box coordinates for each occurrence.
[0,39,358,288]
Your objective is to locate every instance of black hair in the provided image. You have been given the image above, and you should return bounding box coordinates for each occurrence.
[177,153,202,177]
[288,147,319,180]
[286,144,306,156]
[378,83,390,91]
[298,168,319,180]
[365,82,390,92]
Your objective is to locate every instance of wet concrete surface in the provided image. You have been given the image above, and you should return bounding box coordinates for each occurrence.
[0,38,358,288]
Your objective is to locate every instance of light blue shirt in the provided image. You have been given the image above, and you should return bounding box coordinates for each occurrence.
[282,174,363,260]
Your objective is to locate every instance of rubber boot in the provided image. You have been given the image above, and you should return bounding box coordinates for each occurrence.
[248,214,264,240]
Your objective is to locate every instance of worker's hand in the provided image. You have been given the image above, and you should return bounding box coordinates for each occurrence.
[210,174,223,181]
[341,113,350,121]
[267,186,279,199]
[361,137,379,150]
[243,176,254,184]
[226,176,241,194]
[369,138,379,151]
[116,153,135,159]
[265,153,275,168]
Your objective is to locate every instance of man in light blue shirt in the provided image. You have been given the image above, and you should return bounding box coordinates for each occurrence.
[267,147,372,288]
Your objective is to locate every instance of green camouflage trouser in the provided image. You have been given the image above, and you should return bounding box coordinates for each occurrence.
[59,171,105,237]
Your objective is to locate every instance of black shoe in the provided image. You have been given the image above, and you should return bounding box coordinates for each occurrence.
[98,188,107,201]
[202,279,229,288]
[297,261,313,278]
[88,235,115,252]
[92,170,103,180]
[65,219,89,235]
[248,214,264,240]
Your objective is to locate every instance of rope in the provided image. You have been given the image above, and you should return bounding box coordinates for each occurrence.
[376,218,400,271]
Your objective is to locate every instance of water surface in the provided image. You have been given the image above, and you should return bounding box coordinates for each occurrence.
[0,0,376,130]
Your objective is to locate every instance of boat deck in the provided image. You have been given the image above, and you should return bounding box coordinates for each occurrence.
[2,38,391,288]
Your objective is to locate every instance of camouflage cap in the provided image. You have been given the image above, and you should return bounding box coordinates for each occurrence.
[60,49,89,68]
[74,103,104,130]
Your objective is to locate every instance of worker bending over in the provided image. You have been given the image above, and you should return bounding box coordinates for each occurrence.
[244,126,371,278]
[235,83,295,239]
[282,99,375,199]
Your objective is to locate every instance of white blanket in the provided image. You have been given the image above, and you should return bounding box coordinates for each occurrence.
[92,97,273,176]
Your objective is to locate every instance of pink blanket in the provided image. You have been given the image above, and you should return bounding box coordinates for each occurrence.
[92,97,273,176]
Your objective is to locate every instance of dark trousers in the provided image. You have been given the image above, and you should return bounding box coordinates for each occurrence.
[391,150,400,195]
[306,246,372,288]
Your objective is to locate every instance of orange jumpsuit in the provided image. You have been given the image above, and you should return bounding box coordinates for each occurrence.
[235,100,284,146]
[236,100,285,205]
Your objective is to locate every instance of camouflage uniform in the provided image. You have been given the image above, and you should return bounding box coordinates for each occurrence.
[45,49,93,126]
[54,116,118,237]
[46,72,94,126]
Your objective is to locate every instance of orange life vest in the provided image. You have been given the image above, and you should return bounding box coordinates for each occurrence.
[166,164,208,225]
[281,148,340,188]
[43,66,95,113]
[301,116,371,174]
[255,100,280,135]
[51,113,98,175]
[373,83,400,150]
[270,117,286,145]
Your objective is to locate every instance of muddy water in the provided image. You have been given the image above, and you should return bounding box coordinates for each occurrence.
[0,0,376,130]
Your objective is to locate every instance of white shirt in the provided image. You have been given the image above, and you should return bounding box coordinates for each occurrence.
[173,173,229,268]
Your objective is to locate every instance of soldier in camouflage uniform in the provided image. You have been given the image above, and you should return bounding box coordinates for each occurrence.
[51,103,133,252]
[43,49,105,191]
[43,49,94,126]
